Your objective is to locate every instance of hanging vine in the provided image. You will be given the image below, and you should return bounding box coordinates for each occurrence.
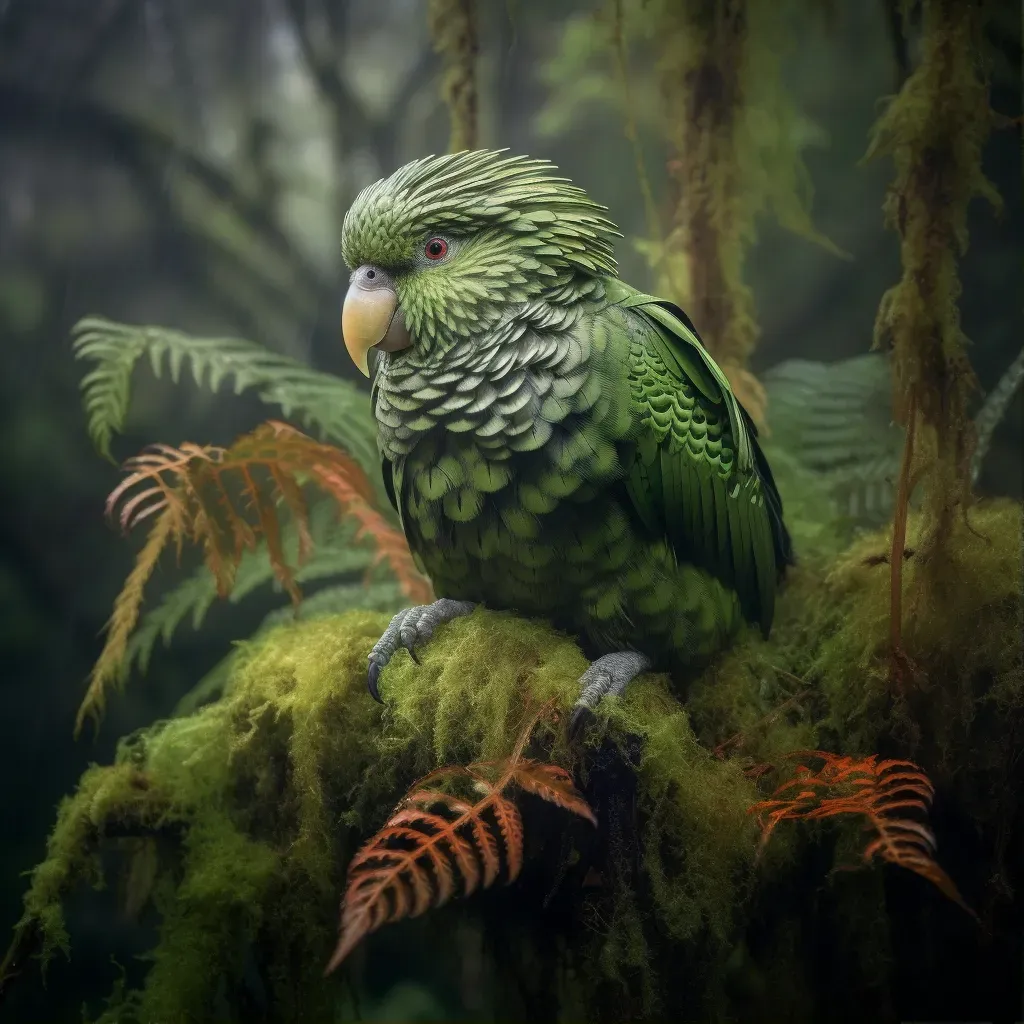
[866,0,1001,676]
[428,0,479,152]
[656,0,754,379]
[605,0,844,431]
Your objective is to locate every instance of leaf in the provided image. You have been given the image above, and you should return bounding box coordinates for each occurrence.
[749,750,977,921]
[80,421,430,737]
[511,761,598,826]
[71,316,381,491]
[325,705,596,973]
[124,509,390,683]
[77,507,178,737]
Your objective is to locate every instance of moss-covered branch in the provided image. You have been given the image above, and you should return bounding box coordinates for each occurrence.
[607,0,843,429]
[7,493,1022,1021]
[429,0,479,152]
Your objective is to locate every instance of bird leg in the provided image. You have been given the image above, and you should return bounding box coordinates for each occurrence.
[367,599,476,702]
[568,651,653,739]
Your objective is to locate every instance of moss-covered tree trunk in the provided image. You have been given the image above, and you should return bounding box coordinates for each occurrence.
[867,0,1001,637]
[660,0,755,373]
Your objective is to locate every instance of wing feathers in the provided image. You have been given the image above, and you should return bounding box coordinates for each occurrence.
[612,283,791,636]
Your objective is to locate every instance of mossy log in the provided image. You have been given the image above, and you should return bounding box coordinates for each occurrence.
[4,498,1022,1022]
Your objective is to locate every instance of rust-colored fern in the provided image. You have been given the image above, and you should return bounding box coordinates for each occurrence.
[79,420,430,737]
[325,705,596,973]
[749,751,976,919]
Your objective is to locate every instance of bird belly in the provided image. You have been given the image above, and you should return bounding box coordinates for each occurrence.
[405,486,742,670]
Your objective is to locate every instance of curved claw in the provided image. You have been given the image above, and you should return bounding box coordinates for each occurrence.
[567,705,594,743]
[367,660,384,704]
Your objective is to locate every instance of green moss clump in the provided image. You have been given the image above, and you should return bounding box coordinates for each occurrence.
[7,502,1022,1022]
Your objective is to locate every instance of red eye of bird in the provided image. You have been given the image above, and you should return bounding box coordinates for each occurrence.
[425,237,448,260]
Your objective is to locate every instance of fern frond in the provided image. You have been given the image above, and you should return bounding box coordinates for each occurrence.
[971,345,1024,486]
[763,355,905,526]
[77,508,178,738]
[749,751,976,920]
[82,421,429,736]
[125,511,382,680]
[71,316,380,482]
[325,705,595,973]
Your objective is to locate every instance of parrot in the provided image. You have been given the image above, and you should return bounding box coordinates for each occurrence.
[339,149,793,734]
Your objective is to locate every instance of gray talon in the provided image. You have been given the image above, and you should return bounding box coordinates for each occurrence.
[367,599,476,701]
[568,651,653,739]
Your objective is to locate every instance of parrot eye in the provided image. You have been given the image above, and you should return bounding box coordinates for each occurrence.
[424,237,448,260]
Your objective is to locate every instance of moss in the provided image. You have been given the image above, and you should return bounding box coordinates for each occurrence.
[7,502,1022,1021]
[429,0,478,152]
[867,0,1001,556]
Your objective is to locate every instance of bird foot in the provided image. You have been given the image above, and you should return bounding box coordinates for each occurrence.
[568,651,653,740]
[367,599,476,702]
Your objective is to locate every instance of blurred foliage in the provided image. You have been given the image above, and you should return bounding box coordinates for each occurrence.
[72,317,382,494]
[536,0,845,299]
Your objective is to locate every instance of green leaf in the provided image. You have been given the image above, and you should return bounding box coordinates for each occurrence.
[71,316,381,488]
[123,505,389,685]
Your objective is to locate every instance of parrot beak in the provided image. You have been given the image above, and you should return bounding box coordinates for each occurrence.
[342,266,412,377]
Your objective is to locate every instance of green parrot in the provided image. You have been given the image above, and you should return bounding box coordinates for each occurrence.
[340,150,793,732]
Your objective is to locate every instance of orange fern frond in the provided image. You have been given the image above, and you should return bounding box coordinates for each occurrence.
[77,507,178,737]
[749,751,976,920]
[325,706,596,974]
[79,420,430,737]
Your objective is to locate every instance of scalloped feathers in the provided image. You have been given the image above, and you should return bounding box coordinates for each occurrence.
[341,149,621,279]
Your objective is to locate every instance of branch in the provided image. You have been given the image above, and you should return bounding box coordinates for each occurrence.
[0,79,331,300]
[283,0,373,147]
[283,0,437,175]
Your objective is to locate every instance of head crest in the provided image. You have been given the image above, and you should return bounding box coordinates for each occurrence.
[342,149,620,276]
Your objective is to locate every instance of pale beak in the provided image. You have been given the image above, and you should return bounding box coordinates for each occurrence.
[342,265,412,377]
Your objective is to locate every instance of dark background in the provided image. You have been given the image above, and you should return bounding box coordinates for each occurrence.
[0,0,1020,1019]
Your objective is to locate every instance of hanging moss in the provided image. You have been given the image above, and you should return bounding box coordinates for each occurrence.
[428,0,479,152]
[647,0,847,405]
[7,493,1020,1021]
[866,0,1002,557]
[533,0,845,431]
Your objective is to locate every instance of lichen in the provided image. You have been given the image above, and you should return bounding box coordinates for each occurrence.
[7,501,1022,1021]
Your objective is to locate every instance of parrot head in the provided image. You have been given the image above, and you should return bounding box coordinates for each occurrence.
[339,149,621,375]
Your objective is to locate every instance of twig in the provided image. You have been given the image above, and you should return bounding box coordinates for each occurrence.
[889,391,917,689]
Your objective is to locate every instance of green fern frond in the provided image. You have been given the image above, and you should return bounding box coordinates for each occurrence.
[124,508,383,682]
[972,345,1024,486]
[765,348,1024,526]
[71,317,380,484]
[763,354,904,529]
[173,579,405,717]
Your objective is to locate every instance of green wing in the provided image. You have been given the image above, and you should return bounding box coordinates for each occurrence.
[604,279,792,637]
